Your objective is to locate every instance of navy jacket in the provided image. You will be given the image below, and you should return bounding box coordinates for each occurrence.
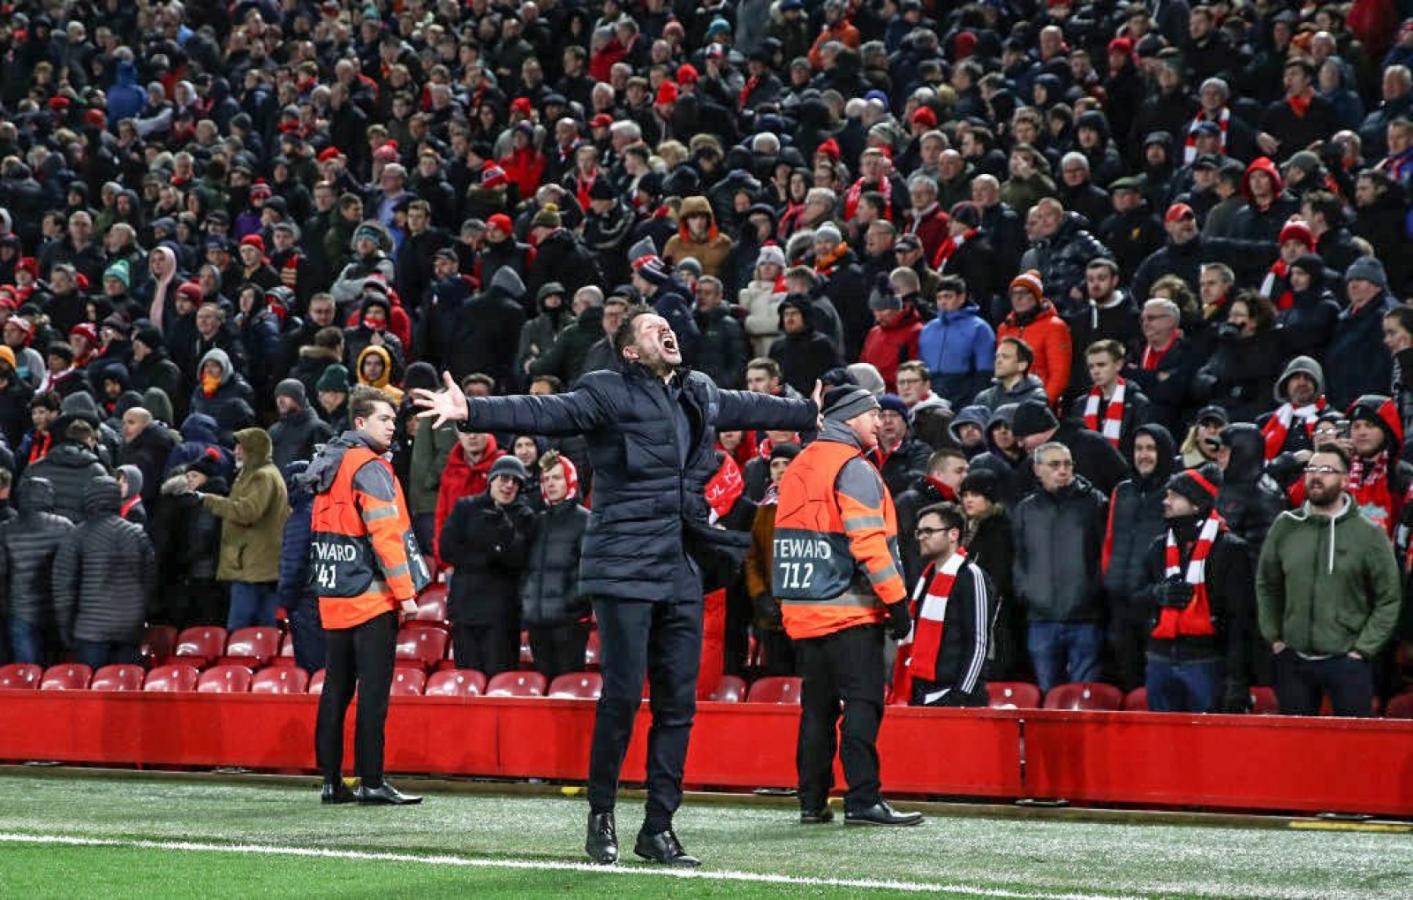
[462,364,816,602]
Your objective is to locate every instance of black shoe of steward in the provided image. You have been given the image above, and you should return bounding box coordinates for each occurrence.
[585,812,619,865]
[354,782,422,805]
[844,801,923,826]
[321,780,357,804]
[633,828,700,867]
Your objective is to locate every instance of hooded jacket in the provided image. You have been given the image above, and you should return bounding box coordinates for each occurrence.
[859,305,923,394]
[1012,475,1108,623]
[1326,291,1397,409]
[23,441,109,524]
[918,303,996,408]
[768,295,842,395]
[54,477,155,646]
[189,347,256,425]
[663,195,735,278]
[1257,493,1401,659]
[997,302,1072,405]
[450,266,528,388]
[520,491,591,628]
[355,344,404,404]
[269,393,335,472]
[1278,264,1341,362]
[1102,424,1178,615]
[1215,424,1287,563]
[440,490,535,626]
[433,438,505,562]
[0,478,76,625]
[164,413,236,481]
[202,428,289,583]
[1231,157,1301,242]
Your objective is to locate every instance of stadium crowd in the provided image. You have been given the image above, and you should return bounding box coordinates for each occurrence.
[0,0,1411,717]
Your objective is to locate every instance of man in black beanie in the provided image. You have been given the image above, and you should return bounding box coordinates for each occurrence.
[1138,462,1253,713]
[1009,399,1129,497]
[269,378,334,470]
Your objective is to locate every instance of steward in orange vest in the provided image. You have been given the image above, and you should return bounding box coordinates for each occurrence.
[307,386,430,806]
[1141,463,1252,714]
[772,385,921,828]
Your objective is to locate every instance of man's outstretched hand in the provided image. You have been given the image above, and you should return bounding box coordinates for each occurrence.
[411,371,469,429]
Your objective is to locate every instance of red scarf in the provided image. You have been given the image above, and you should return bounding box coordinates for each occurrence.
[925,475,958,502]
[1260,259,1296,311]
[931,228,974,271]
[574,168,599,212]
[704,453,744,522]
[120,495,141,519]
[1141,334,1177,370]
[1260,397,1325,460]
[1349,451,1398,537]
[738,75,760,110]
[1151,512,1220,639]
[843,176,892,222]
[1287,91,1312,118]
[27,430,51,466]
[1082,378,1126,447]
[892,549,968,703]
[1183,107,1229,163]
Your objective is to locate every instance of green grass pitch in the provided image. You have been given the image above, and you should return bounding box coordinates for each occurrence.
[0,770,1408,898]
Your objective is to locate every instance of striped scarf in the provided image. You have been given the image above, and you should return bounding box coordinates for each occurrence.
[1082,378,1126,447]
[1151,513,1219,639]
[931,228,974,271]
[1259,259,1296,311]
[1260,397,1325,460]
[905,549,967,681]
[1183,107,1229,163]
[844,176,892,222]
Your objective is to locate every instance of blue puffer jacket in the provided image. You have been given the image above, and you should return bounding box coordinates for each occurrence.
[463,363,817,602]
[917,303,996,408]
[277,461,314,612]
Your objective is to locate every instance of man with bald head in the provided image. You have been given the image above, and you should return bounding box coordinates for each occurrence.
[118,406,176,506]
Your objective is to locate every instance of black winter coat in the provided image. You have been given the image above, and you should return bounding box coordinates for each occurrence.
[1194,326,1283,424]
[1019,213,1112,306]
[1214,424,1286,565]
[694,304,747,389]
[1326,294,1396,410]
[130,348,186,421]
[23,443,108,524]
[769,331,841,396]
[0,478,75,625]
[439,492,534,626]
[1101,424,1177,619]
[118,425,178,505]
[462,364,817,602]
[520,499,590,627]
[54,478,155,645]
[1012,477,1108,623]
[895,475,955,587]
[269,407,334,472]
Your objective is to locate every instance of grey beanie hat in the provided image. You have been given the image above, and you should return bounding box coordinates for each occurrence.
[846,362,886,396]
[117,464,144,501]
[822,386,880,423]
[275,378,307,408]
[1345,256,1388,291]
[488,455,530,484]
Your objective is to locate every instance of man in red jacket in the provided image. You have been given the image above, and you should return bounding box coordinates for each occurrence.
[996,270,1072,406]
[859,268,924,392]
[432,429,503,563]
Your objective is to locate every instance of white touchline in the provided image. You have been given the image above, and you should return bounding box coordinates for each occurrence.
[0,831,1127,900]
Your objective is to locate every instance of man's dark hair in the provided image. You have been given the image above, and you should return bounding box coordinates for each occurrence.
[917,501,966,534]
[531,374,565,394]
[1312,444,1351,473]
[937,274,966,295]
[349,384,394,421]
[1086,339,1125,361]
[314,325,344,349]
[613,304,655,360]
[747,357,782,379]
[999,335,1034,369]
[64,420,94,444]
[30,391,61,412]
[1302,190,1342,227]
[1385,305,1413,337]
[461,373,495,392]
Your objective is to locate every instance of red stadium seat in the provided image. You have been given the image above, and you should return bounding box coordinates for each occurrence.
[389,669,427,697]
[395,627,449,671]
[40,664,93,691]
[584,630,601,670]
[548,672,603,699]
[708,674,747,703]
[219,627,281,667]
[143,664,200,693]
[308,669,327,695]
[1122,687,1149,711]
[485,671,547,697]
[1250,686,1279,714]
[90,664,146,692]
[1043,682,1123,711]
[269,632,297,668]
[141,625,178,664]
[197,665,254,693]
[251,667,310,694]
[519,630,533,666]
[435,635,458,672]
[425,669,486,697]
[987,682,1042,709]
[746,676,803,705]
[0,663,42,690]
[171,626,227,668]
[1385,691,1413,719]
[409,584,449,627]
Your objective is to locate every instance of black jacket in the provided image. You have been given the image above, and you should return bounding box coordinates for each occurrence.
[462,364,817,602]
[895,475,955,587]
[875,437,933,501]
[0,478,75,626]
[1019,212,1112,305]
[1125,337,1202,436]
[449,270,529,388]
[910,555,996,704]
[1194,326,1283,424]
[130,347,186,421]
[439,492,534,626]
[1012,476,1108,622]
[1214,424,1286,564]
[117,424,178,506]
[23,442,109,524]
[694,304,747,389]
[269,406,334,472]
[1102,424,1177,618]
[54,477,155,645]
[520,499,590,627]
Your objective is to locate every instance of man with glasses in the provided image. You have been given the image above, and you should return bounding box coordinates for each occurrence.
[1257,447,1401,716]
[896,503,995,707]
[1126,297,1198,435]
[1011,442,1108,691]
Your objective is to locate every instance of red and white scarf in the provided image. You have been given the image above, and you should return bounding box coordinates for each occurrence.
[1151,512,1219,639]
[931,228,974,271]
[843,176,893,222]
[1260,397,1325,460]
[1259,259,1296,311]
[1349,451,1397,537]
[1082,378,1126,447]
[891,549,967,701]
[1183,107,1229,163]
[1141,333,1178,371]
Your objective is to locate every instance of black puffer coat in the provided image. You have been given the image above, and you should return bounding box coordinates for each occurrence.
[23,442,109,524]
[463,363,818,602]
[269,406,334,471]
[440,492,534,626]
[53,477,155,645]
[1101,424,1177,620]
[520,499,590,627]
[0,478,76,625]
[1011,475,1108,623]
[1018,212,1112,305]
[1214,423,1286,565]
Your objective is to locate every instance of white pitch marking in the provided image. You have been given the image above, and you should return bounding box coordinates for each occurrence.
[0,831,1130,899]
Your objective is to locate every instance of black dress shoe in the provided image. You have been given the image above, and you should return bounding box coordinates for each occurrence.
[800,806,835,824]
[321,780,356,804]
[844,801,923,827]
[355,782,422,805]
[633,829,700,867]
[585,812,618,865]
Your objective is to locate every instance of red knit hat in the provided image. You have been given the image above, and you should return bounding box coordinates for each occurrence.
[656,80,679,106]
[239,234,266,253]
[317,146,343,162]
[676,64,699,85]
[511,97,533,115]
[480,164,508,188]
[487,213,513,233]
[815,138,841,161]
[911,107,938,128]
[176,281,204,303]
[1278,220,1315,250]
[1009,270,1044,303]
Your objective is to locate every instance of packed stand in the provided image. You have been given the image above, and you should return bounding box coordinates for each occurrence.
[0,0,1411,719]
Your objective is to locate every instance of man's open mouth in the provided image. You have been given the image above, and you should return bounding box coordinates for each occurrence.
[663,336,678,352]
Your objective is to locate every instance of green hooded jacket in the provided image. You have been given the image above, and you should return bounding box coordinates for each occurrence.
[203,428,290,583]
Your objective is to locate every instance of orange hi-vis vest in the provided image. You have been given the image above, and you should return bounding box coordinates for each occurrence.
[311,446,430,630]
[773,438,906,640]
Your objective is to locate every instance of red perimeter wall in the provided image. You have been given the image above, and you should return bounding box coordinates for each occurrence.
[0,694,1409,816]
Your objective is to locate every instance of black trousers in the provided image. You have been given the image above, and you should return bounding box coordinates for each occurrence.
[453,622,519,676]
[1108,616,1149,693]
[911,679,989,707]
[795,623,886,813]
[528,623,590,681]
[587,596,701,833]
[1275,651,1374,717]
[315,611,396,787]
